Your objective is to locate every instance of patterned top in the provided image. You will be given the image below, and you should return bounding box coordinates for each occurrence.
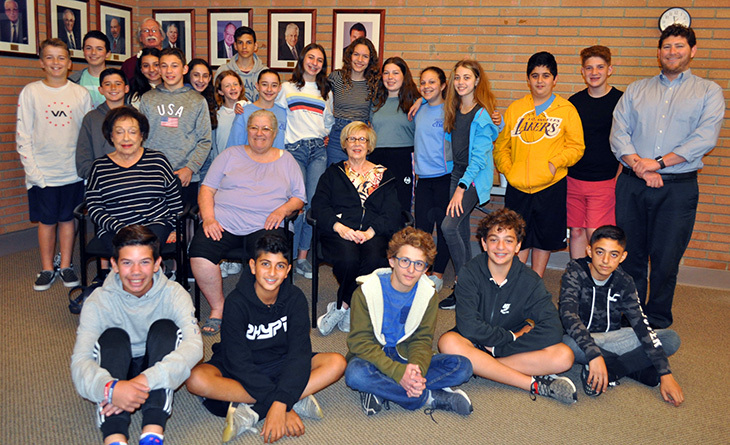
[344,161,386,205]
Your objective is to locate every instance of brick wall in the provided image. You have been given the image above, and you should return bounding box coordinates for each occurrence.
[1,1,728,269]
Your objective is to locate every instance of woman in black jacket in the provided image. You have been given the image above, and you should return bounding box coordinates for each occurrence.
[311,121,401,336]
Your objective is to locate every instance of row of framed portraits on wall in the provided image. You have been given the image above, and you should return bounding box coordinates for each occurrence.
[0,1,384,71]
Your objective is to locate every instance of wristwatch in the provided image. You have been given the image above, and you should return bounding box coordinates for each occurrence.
[655,156,666,169]
[458,183,467,190]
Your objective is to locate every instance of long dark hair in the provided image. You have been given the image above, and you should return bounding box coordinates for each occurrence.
[339,37,379,101]
[185,58,218,130]
[129,47,160,103]
[372,56,420,113]
[290,43,331,99]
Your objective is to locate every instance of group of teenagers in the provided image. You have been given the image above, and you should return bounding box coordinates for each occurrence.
[14,17,719,445]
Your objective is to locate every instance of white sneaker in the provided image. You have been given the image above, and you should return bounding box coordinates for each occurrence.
[337,307,351,333]
[222,402,259,443]
[219,262,229,279]
[226,261,242,275]
[317,302,347,336]
[428,275,444,293]
[292,395,324,419]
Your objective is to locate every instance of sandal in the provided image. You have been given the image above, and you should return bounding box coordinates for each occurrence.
[202,317,222,336]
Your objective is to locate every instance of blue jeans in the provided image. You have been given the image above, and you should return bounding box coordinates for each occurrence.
[286,138,327,252]
[345,349,473,410]
[326,117,352,166]
[562,328,681,364]
[441,171,480,276]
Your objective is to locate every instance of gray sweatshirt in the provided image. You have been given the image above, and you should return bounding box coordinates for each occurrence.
[139,85,212,182]
[70,270,203,403]
[76,102,115,179]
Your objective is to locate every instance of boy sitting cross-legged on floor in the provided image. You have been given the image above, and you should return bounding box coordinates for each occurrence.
[345,227,474,417]
[185,233,346,443]
[438,208,577,404]
[70,225,203,445]
[559,225,683,406]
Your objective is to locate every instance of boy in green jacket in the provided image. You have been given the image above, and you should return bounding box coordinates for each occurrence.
[345,227,473,416]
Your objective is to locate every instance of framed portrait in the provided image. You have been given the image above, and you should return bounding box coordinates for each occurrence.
[0,0,37,57]
[154,9,194,61]
[267,9,316,71]
[208,8,252,67]
[332,9,385,69]
[98,1,131,62]
[47,0,88,61]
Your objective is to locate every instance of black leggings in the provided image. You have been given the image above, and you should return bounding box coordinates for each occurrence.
[96,319,179,439]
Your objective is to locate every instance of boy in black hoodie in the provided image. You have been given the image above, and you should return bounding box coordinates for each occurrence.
[559,225,683,406]
[186,234,346,443]
[438,209,577,404]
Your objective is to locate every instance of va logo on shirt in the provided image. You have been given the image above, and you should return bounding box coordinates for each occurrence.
[44,102,73,127]
[500,303,511,315]
[246,316,288,340]
[511,110,562,144]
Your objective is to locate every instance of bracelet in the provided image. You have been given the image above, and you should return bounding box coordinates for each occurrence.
[104,380,112,403]
[107,379,119,404]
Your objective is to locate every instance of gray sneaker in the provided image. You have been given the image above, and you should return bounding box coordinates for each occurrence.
[295,259,313,279]
[429,388,473,415]
[530,374,578,404]
[225,261,242,275]
[34,270,56,291]
[359,391,389,416]
[317,302,347,336]
[292,395,324,419]
[222,402,259,443]
[59,267,80,288]
[337,307,351,333]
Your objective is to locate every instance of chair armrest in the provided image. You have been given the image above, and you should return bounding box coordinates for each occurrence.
[73,200,88,221]
[305,208,317,229]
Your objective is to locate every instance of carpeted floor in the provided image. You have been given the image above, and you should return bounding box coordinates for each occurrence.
[1,243,729,444]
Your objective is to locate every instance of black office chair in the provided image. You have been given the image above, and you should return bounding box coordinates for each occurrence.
[306,209,414,328]
[73,200,190,288]
[190,209,299,320]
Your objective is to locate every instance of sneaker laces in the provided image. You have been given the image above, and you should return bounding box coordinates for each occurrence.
[423,407,439,424]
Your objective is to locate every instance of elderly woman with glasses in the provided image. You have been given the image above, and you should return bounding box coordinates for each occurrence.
[310,121,401,336]
[188,109,306,335]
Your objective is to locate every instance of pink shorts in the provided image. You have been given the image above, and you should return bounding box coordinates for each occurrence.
[566,176,616,228]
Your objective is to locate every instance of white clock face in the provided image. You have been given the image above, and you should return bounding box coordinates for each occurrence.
[659,7,691,31]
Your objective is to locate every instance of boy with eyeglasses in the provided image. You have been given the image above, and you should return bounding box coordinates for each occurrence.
[345,227,474,417]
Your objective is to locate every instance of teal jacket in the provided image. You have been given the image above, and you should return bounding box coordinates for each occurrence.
[445,107,500,205]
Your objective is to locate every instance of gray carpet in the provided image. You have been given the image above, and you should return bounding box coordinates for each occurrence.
[1,244,729,444]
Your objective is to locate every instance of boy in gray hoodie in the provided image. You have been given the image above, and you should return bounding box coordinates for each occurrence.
[71,225,203,445]
[139,47,211,206]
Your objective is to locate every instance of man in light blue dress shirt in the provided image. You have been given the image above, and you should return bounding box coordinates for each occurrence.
[610,24,724,329]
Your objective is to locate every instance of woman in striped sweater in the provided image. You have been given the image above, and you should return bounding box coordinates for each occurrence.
[86,106,183,255]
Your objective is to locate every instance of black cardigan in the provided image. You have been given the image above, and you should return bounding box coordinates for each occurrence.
[310,161,401,236]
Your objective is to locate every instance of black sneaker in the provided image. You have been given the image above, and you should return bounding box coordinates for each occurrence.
[359,391,389,416]
[626,366,660,387]
[34,270,56,291]
[438,292,456,310]
[530,375,577,404]
[59,267,80,288]
[581,365,600,397]
[429,388,473,415]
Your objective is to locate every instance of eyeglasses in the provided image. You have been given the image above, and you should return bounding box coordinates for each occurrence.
[346,136,369,143]
[394,257,429,272]
[141,28,160,34]
[248,126,274,134]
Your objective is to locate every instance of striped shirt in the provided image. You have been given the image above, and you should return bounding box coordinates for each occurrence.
[86,149,183,237]
[328,70,372,122]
